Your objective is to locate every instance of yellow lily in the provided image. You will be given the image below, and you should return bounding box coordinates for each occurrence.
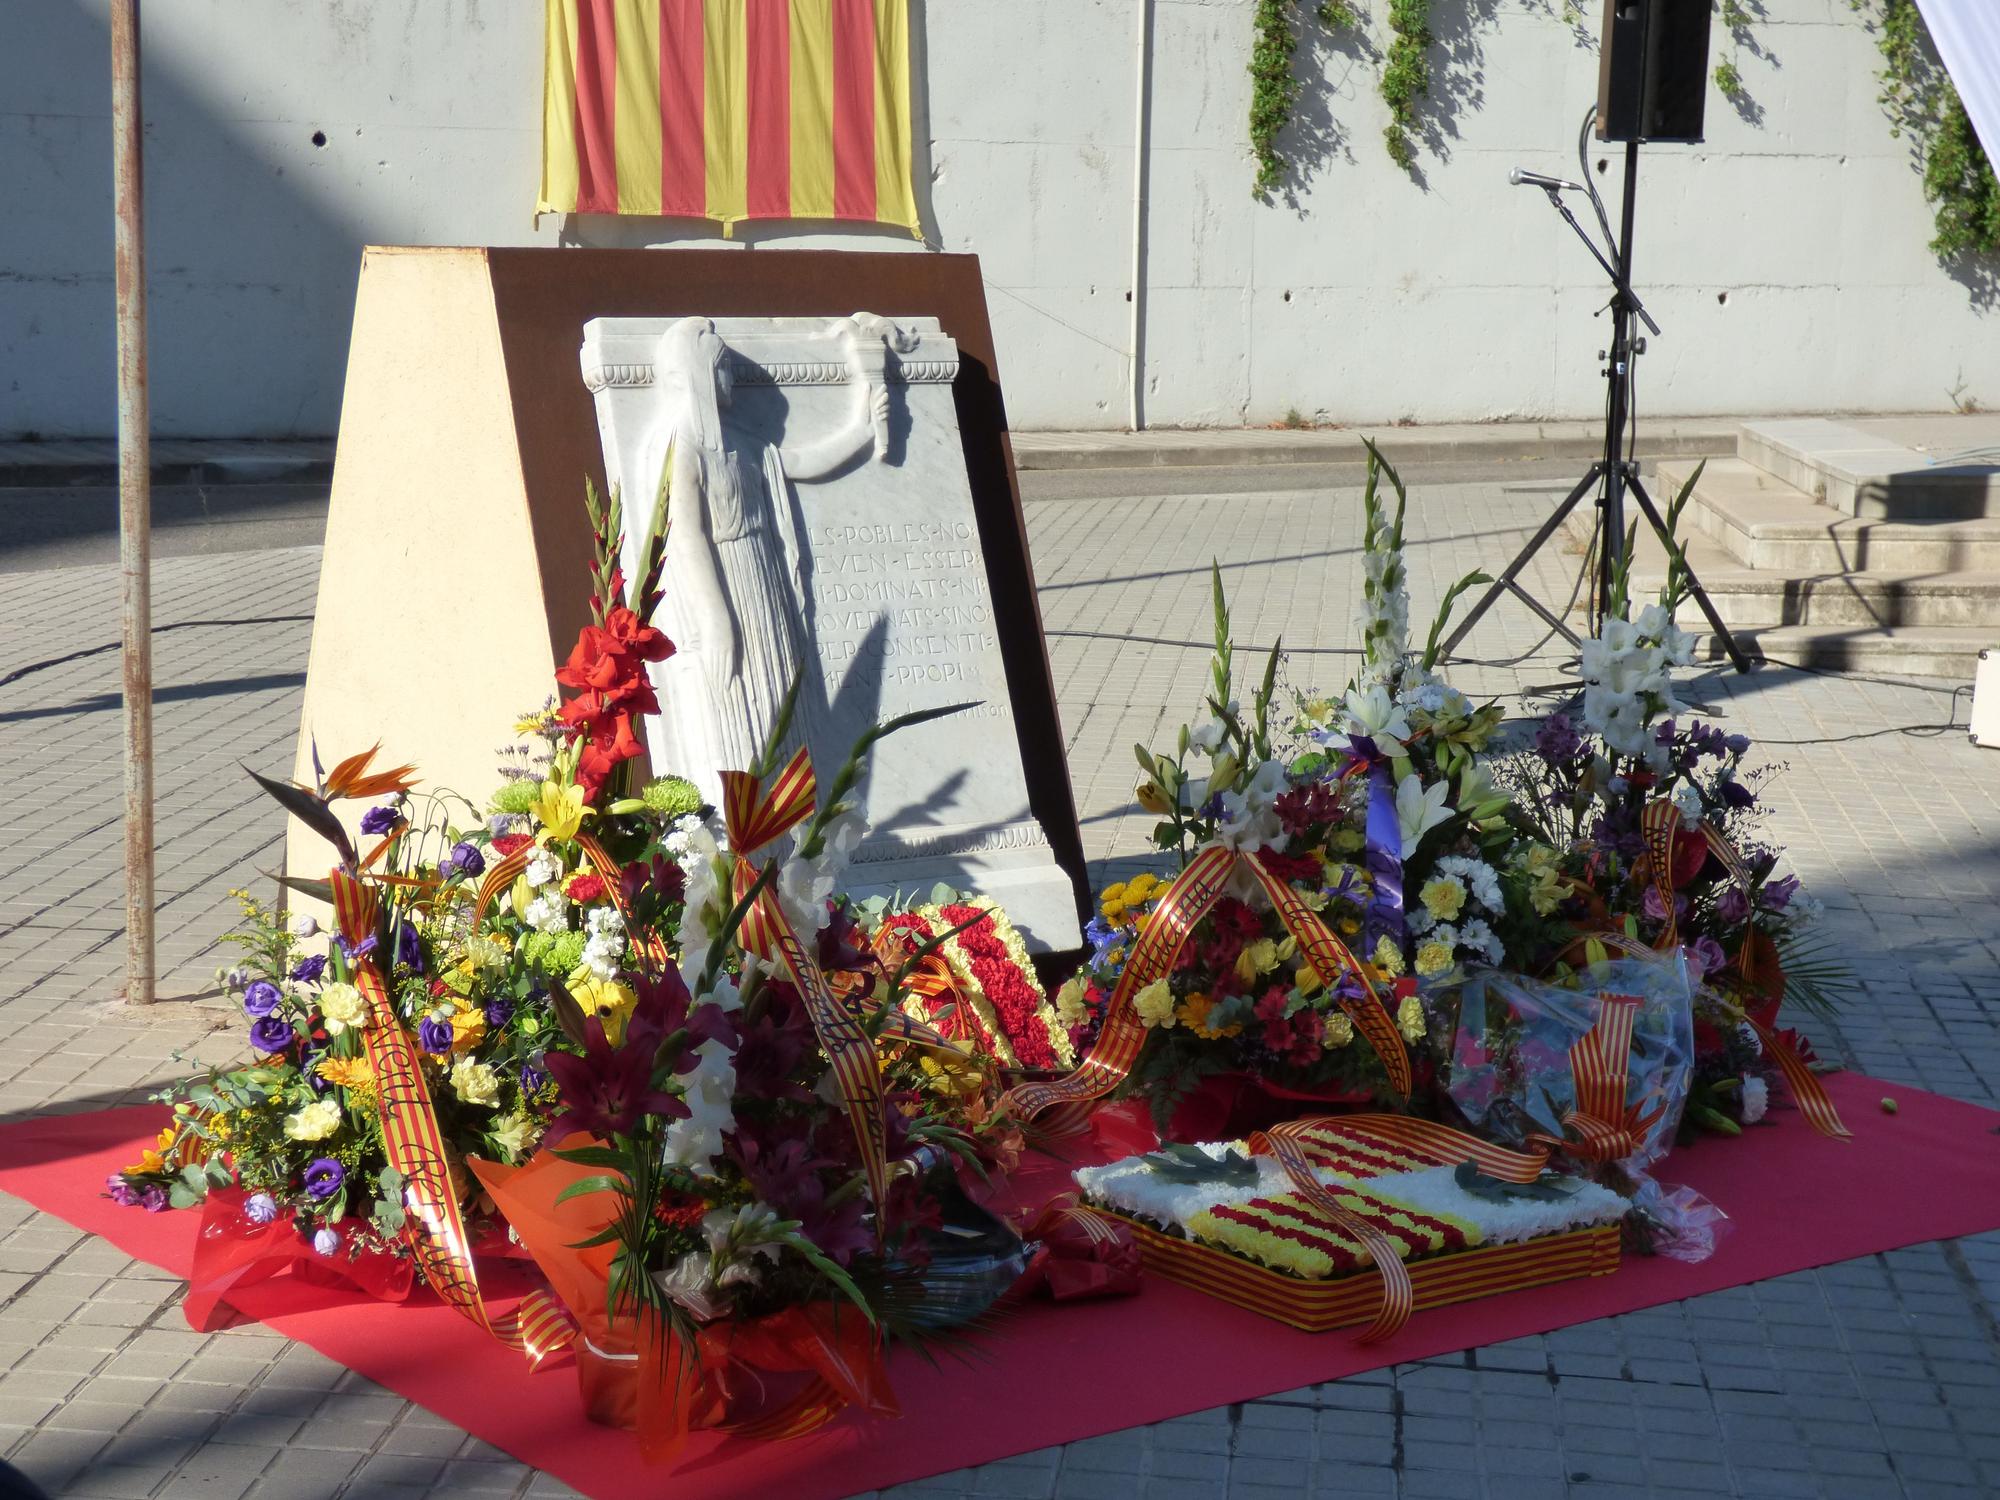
[534,780,588,843]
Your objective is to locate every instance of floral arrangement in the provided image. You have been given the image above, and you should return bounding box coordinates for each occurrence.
[870,896,1073,1073]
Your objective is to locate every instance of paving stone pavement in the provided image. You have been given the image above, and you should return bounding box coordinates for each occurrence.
[3,473,1998,1500]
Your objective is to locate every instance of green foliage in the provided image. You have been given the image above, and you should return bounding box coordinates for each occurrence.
[1249,0,1305,197]
[1859,0,2000,258]
[1713,59,1744,100]
[1381,0,1432,172]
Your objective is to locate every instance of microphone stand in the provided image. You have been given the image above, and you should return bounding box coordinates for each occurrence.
[1443,138,1750,671]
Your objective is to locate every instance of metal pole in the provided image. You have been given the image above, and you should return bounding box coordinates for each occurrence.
[113,0,156,1005]
[1594,138,1642,632]
[1126,0,1152,432]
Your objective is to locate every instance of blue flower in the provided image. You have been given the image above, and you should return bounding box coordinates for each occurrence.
[447,841,486,878]
[417,1017,455,1055]
[242,980,283,1019]
[336,932,378,965]
[484,997,514,1029]
[248,1017,296,1054]
[290,954,327,983]
[359,804,399,836]
[243,1192,279,1225]
[312,1227,342,1256]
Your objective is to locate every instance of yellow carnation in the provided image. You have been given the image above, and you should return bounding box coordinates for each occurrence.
[450,1056,501,1108]
[1322,1012,1355,1048]
[317,981,367,1036]
[283,1099,343,1141]
[1397,993,1428,1043]
[1054,975,1091,1029]
[1133,978,1177,1029]
[1414,940,1454,977]
[488,1113,535,1163]
[1330,829,1365,853]
[1371,935,1406,978]
[1419,877,1467,923]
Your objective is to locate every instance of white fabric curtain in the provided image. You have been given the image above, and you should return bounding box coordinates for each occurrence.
[1917,0,2000,162]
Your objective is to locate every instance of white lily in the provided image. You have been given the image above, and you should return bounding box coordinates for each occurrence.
[1396,773,1453,849]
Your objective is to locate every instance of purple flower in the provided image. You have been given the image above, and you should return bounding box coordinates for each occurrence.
[1640,886,1685,925]
[106,1174,142,1207]
[140,1186,168,1213]
[483,997,513,1029]
[291,954,327,983]
[519,1064,546,1095]
[1655,718,1678,748]
[359,804,399,837]
[302,1158,345,1200]
[242,980,283,1019]
[1716,886,1751,926]
[1725,733,1752,756]
[447,841,486,878]
[302,1048,332,1094]
[1533,713,1583,762]
[1761,875,1799,912]
[395,921,425,975]
[312,1227,342,1256]
[336,932,378,965]
[417,1017,455,1055]
[249,1016,296,1054]
[244,1192,279,1224]
[1686,935,1728,983]
[1718,778,1756,810]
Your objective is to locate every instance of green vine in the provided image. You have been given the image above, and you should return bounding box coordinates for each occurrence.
[1861,0,2000,257]
[1249,1,1357,198]
[1249,0,1304,197]
[1381,0,1433,172]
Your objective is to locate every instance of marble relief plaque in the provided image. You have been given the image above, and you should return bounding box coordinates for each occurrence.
[581,313,1081,949]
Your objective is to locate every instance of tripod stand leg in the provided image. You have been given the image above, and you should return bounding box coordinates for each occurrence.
[1624,474,1754,674]
[1440,467,1603,659]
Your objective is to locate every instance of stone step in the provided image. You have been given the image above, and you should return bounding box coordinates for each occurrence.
[1738,417,2000,520]
[1658,458,2000,573]
[1682,624,1991,680]
[1631,530,2000,629]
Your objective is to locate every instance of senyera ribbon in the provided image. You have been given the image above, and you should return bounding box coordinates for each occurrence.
[1619,802,1849,1141]
[327,869,576,1367]
[719,749,894,1230]
[1001,842,1412,1134]
[1244,989,1657,1343]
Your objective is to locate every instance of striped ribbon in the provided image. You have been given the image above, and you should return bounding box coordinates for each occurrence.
[1609,808,1849,1142]
[1242,990,1657,1342]
[327,871,577,1368]
[719,749,892,1225]
[1000,843,1410,1132]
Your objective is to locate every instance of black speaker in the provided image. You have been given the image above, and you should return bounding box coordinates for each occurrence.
[1597,0,1712,143]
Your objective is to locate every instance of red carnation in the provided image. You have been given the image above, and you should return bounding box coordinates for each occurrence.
[565,873,608,903]
[490,833,533,857]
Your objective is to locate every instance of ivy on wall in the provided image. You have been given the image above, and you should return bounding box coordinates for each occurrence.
[1864,0,2000,257]
[1247,0,1999,265]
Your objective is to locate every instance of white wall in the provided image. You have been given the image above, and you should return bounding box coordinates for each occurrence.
[2,0,1994,436]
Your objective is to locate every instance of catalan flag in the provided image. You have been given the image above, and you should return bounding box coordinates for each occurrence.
[540,0,919,235]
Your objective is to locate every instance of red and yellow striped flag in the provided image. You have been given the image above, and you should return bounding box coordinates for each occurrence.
[541,0,919,235]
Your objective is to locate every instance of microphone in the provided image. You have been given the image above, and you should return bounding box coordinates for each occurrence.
[1509,167,1585,192]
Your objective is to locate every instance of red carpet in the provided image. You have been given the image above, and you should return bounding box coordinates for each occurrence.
[3,1071,1998,1500]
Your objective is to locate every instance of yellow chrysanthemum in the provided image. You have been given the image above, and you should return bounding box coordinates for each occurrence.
[1125,873,1161,904]
[1419,877,1467,923]
[1133,978,1177,1029]
[1180,992,1239,1040]
[1414,940,1455,977]
[533,780,588,843]
[1397,993,1428,1043]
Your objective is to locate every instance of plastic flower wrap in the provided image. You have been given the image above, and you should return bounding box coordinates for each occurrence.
[1443,956,1696,1175]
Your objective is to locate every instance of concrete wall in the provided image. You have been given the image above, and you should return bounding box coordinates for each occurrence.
[3,0,1994,437]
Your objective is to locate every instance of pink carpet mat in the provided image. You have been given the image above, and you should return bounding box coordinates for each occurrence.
[2,1070,1996,1500]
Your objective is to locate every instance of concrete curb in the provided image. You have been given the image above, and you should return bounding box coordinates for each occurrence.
[1008,421,1743,471]
[0,425,1750,487]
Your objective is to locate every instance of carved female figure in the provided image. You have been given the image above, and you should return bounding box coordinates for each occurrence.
[645,315,892,787]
